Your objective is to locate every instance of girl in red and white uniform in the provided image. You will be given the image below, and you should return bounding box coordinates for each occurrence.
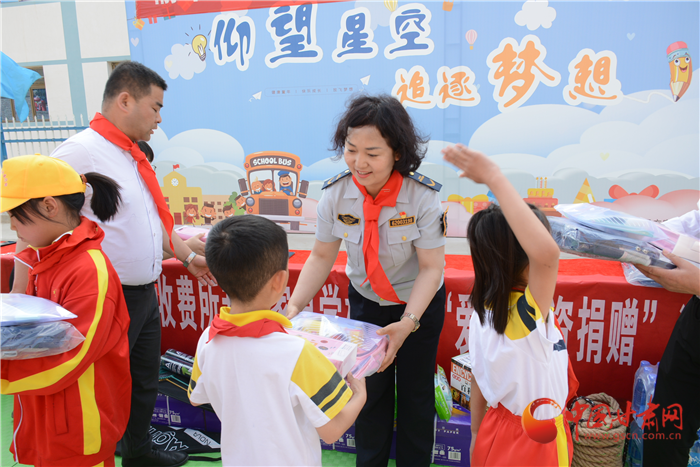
[1,155,130,467]
[443,145,579,467]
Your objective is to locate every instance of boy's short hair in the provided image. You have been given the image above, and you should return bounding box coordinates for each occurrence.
[205,216,288,303]
[103,61,167,103]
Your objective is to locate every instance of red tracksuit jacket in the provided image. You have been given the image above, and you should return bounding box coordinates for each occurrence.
[1,217,131,467]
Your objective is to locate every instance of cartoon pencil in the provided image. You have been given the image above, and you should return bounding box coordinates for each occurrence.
[667,41,693,102]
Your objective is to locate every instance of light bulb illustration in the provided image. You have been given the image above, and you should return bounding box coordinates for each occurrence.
[192,34,207,61]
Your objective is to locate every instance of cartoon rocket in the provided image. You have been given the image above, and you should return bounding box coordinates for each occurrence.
[667,41,692,102]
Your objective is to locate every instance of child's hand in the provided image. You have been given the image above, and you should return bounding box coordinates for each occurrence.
[346,372,367,403]
[442,144,500,185]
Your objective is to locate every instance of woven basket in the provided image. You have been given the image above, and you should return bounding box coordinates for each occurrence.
[570,393,627,467]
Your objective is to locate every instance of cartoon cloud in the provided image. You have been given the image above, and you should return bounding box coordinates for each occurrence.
[667,41,692,102]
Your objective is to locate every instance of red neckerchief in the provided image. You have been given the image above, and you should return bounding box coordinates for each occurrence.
[207,313,288,342]
[352,170,405,304]
[89,112,174,250]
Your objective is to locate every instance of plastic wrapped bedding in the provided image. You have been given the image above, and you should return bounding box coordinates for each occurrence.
[549,217,674,268]
[1,321,85,360]
[1,294,85,360]
[554,204,680,251]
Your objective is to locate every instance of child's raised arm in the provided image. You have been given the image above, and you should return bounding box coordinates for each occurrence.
[442,144,559,321]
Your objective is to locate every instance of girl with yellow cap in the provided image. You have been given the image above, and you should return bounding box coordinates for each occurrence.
[1,154,131,467]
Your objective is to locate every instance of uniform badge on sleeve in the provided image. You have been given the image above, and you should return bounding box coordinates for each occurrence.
[338,214,361,226]
[441,207,449,237]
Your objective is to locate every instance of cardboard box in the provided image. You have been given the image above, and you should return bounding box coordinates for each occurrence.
[450,352,472,411]
[325,412,471,467]
[433,408,472,466]
[327,423,397,459]
[152,393,221,432]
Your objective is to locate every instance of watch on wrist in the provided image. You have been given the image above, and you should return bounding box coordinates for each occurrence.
[182,251,197,268]
[401,312,420,332]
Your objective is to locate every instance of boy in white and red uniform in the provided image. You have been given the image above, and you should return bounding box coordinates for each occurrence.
[188,215,367,466]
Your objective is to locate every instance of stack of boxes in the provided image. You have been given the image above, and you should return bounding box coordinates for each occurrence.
[450,352,472,412]
[152,347,475,465]
[322,352,474,467]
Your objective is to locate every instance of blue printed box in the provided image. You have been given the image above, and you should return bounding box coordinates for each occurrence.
[152,393,221,432]
[322,409,469,466]
[328,422,395,459]
[433,408,471,466]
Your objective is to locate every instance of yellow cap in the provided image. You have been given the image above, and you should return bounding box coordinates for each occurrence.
[1,154,86,213]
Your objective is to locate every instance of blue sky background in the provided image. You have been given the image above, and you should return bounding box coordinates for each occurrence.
[126,0,699,203]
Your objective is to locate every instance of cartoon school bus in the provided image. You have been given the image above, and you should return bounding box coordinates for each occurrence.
[238,151,309,230]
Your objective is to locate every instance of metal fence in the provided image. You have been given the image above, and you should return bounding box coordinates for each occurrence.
[1,115,88,162]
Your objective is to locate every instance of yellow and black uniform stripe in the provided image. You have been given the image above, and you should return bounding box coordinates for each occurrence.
[291,340,352,419]
[504,287,567,352]
[504,288,540,341]
[187,354,202,398]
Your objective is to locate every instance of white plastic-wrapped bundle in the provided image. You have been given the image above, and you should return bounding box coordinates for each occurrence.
[1,294,85,360]
[549,216,674,268]
[555,204,682,252]
[290,311,389,378]
[1,293,78,326]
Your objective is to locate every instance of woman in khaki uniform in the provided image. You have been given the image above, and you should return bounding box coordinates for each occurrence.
[287,94,446,467]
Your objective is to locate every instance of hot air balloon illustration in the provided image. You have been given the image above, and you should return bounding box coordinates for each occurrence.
[465,29,477,50]
[384,0,397,12]
[667,41,692,102]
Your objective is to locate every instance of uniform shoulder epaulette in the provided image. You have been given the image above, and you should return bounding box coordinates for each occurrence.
[322,169,352,190]
[407,171,442,192]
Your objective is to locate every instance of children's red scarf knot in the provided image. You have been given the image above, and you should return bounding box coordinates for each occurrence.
[89,112,174,250]
[352,170,405,304]
[207,317,287,342]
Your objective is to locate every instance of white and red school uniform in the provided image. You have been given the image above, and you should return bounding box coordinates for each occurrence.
[469,287,579,466]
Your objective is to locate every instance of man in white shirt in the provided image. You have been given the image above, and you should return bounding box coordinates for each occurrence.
[13,61,214,467]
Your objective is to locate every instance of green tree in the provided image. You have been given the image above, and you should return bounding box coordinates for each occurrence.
[228,192,246,216]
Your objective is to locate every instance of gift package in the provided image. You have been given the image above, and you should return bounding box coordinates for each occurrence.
[290,312,389,378]
[553,204,699,268]
[0,294,85,360]
[287,329,357,377]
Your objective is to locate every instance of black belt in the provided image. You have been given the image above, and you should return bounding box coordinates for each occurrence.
[121,281,156,291]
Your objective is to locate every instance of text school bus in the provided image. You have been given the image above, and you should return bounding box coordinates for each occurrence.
[238,151,309,230]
